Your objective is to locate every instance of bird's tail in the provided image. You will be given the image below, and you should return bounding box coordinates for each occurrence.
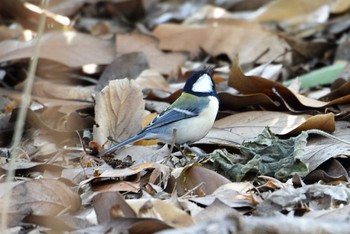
[98,132,146,157]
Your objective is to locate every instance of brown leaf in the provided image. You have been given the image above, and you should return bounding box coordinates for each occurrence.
[94,79,145,148]
[0,0,67,31]
[282,34,334,59]
[31,80,94,101]
[0,25,22,41]
[175,165,231,196]
[322,80,350,101]
[92,181,140,193]
[194,199,240,224]
[212,111,335,144]
[24,213,90,231]
[190,182,258,209]
[153,22,288,64]
[251,0,331,24]
[93,191,136,223]
[82,162,166,186]
[331,0,350,13]
[218,92,277,110]
[302,143,350,172]
[0,179,81,221]
[228,55,341,110]
[0,31,114,67]
[127,199,194,228]
[134,69,171,92]
[116,33,186,74]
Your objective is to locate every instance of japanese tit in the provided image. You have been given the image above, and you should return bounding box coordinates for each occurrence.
[98,67,219,157]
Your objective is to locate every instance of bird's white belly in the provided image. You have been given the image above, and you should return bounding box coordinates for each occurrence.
[168,96,219,144]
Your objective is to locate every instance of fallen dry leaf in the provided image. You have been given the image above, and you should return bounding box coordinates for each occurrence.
[127,198,194,228]
[0,31,114,67]
[93,191,136,223]
[304,158,350,183]
[0,0,68,31]
[0,25,23,41]
[247,0,331,24]
[218,92,277,110]
[174,165,231,196]
[94,79,145,148]
[0,179,81,226]
[92,181,140,193]
[330,0,350,13]
[193,199,240,224]
[302,143,350,172]
[2,1,350,233]
[31,80,94,101]
[153,22,288,64]
[134,69,171,92]
[190,182,258,209]
[229,54,350,110]
[116,33,186,74]
[214,111,335,139]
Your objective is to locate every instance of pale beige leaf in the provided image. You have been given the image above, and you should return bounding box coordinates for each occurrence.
[0,31,114,67]
[190,182,258,209]
[31,80,94,101]
[127,199,194,228]
[250,0,331,24]
[134,69,171,92]
[116,33,186,74]
[331,0,350,13]
[94,79,145,147]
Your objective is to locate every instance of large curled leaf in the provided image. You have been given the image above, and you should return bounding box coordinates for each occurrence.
[239,128,309,180]
[207,129,309,181]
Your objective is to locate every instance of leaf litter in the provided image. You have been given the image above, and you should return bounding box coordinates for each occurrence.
[1,0,350,233]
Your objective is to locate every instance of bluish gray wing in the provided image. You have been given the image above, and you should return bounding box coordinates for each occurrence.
[142,107,197,132]
[141,94,210,132]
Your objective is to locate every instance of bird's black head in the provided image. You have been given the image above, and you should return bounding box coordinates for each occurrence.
[183,67,216,97]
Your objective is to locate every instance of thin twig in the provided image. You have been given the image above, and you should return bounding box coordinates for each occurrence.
[180,182,205,199]
[0,0,48,230]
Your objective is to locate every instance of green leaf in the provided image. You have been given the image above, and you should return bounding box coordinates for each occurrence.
[240,128,308,180]
[283,63,346,89]
[205,128,309,181]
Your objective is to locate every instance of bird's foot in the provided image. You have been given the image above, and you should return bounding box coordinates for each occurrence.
[182,143,209,162]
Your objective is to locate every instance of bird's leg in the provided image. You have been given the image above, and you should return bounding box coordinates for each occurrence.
[182,143,208,161]
[163,128,178,165]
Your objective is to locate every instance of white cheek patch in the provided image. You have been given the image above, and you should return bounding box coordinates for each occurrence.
[192,74,213,93]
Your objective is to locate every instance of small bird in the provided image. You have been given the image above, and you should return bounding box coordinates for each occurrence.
[98,67,219,157]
